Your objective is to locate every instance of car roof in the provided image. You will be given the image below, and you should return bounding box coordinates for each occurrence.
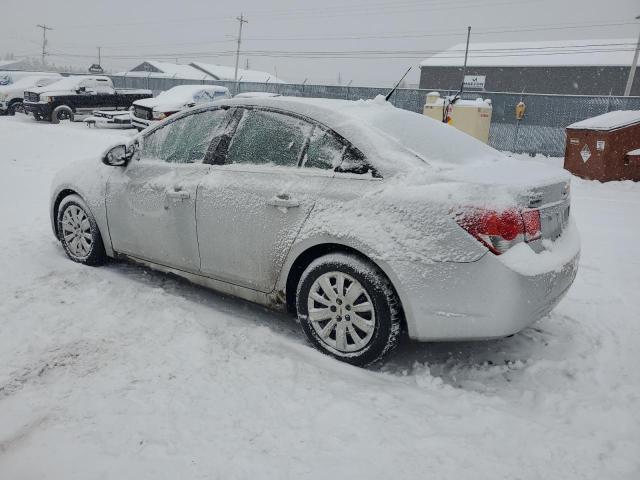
[208,96,407,166]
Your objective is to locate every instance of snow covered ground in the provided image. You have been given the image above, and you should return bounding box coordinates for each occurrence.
[0,115,639,479]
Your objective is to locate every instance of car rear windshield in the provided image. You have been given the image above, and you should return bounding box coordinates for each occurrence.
[362,108,502,166]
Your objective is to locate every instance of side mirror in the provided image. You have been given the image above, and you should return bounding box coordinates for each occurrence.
[102,144,131,167]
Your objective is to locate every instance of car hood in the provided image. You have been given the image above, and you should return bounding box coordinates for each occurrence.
[26,87,76,96]
[133,97,186,112]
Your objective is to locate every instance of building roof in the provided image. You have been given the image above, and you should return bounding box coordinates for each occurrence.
[120,61,215,80]
[0,59,25,70]
[420,39,638,68]
[190,62,284,83]
[567,110,640,131]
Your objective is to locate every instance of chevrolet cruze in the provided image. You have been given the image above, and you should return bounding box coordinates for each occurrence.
[51,96,580,366]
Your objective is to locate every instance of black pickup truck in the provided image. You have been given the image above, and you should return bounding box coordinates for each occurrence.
[23,75,151,123]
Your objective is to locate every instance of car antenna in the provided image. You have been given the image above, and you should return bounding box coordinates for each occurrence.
[384,67,412,102]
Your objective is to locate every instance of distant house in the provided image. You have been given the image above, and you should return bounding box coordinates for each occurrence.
[121,61,215,80]
[0,59,26,70]
[190,62,284,83]
[419,39,640,96]
[116,60,284,83]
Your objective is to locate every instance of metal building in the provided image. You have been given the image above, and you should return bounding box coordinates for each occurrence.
[419,39,640,96]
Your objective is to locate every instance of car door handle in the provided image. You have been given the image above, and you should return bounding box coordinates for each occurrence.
[166,190,190,200]
[267,193,300,209]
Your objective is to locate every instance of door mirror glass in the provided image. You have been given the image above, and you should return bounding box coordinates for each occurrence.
[102,144,130,166]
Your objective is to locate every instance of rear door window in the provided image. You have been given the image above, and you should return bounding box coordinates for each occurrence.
[301,127,346,170]
[226,109,312,167]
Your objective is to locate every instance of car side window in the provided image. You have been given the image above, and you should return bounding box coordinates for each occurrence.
[336,147,380,177]
[226,109,312,167]
[301,126,346,170]
[140,109,228,164]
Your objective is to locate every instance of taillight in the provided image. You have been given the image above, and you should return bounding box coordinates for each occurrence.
[522,209,541,241]
[454,207,541,255]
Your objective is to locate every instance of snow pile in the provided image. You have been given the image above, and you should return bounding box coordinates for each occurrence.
[499,218,581,276]
[567,110,640,131]
[0,117,639,479]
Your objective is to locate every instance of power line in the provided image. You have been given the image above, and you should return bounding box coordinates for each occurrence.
[50,0,535,30]
[47,43,637,62]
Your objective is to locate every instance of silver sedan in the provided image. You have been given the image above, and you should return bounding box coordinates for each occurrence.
[50,96,580,366]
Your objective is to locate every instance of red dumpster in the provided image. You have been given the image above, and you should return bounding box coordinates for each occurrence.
[564,111,640,182]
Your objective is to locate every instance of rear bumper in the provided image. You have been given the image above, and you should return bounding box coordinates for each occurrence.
[84,111,132,127]
[0,100,7,112]
[394,232,580,341]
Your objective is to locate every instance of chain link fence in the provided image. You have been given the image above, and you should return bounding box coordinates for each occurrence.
[111,73,640,157]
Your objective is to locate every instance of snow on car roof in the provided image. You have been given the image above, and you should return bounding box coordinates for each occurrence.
[157,84,230,98]
[216,95,504,171]
[567,110,640,131]
[190,62,285,83]
[28,75,107,93]
[420,39,638,67]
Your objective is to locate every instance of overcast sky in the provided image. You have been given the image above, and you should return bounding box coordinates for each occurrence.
[1,0,639,86]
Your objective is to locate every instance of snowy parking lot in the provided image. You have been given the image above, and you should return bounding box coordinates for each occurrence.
[0,115,639,479]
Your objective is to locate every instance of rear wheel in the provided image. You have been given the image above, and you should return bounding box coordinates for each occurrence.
[296,253,402,367]
[57,195,107,266]
[51,105,74,124]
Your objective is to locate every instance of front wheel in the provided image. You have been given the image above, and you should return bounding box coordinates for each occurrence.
[296,253,402,367]
[57,194,107,266]
[51,105,74,124]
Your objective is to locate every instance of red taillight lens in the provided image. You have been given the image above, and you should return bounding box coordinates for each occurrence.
[522,209,541,241]
[455,207,539,255]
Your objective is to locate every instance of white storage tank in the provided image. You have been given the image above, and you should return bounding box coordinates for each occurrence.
[423,92,492,144]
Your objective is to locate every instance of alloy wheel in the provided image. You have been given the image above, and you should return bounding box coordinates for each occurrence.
[307,271,376,353]
[61,205,93,259]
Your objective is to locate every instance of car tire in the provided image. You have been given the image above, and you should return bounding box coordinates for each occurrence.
[56,194,107,266]
[296,253,402,367]
[7,100,22,116]
[51,105,74,124]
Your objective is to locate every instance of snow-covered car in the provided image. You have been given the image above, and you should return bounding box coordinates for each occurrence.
[50,96,580,366]
[0,69,60,86]
[130,84,231,130]
[234,92,281,99]
[0,74,61,115]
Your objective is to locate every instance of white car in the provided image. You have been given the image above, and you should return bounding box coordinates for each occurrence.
[0,74,61,115]
[50,96,580,366]
[130,84,231,130]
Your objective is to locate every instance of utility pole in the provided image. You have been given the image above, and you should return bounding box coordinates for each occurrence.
[623,15,640,96]
[97,46,101,65]
[36,24,53,67]
[234,13,248,83]
[460,26,471,91]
